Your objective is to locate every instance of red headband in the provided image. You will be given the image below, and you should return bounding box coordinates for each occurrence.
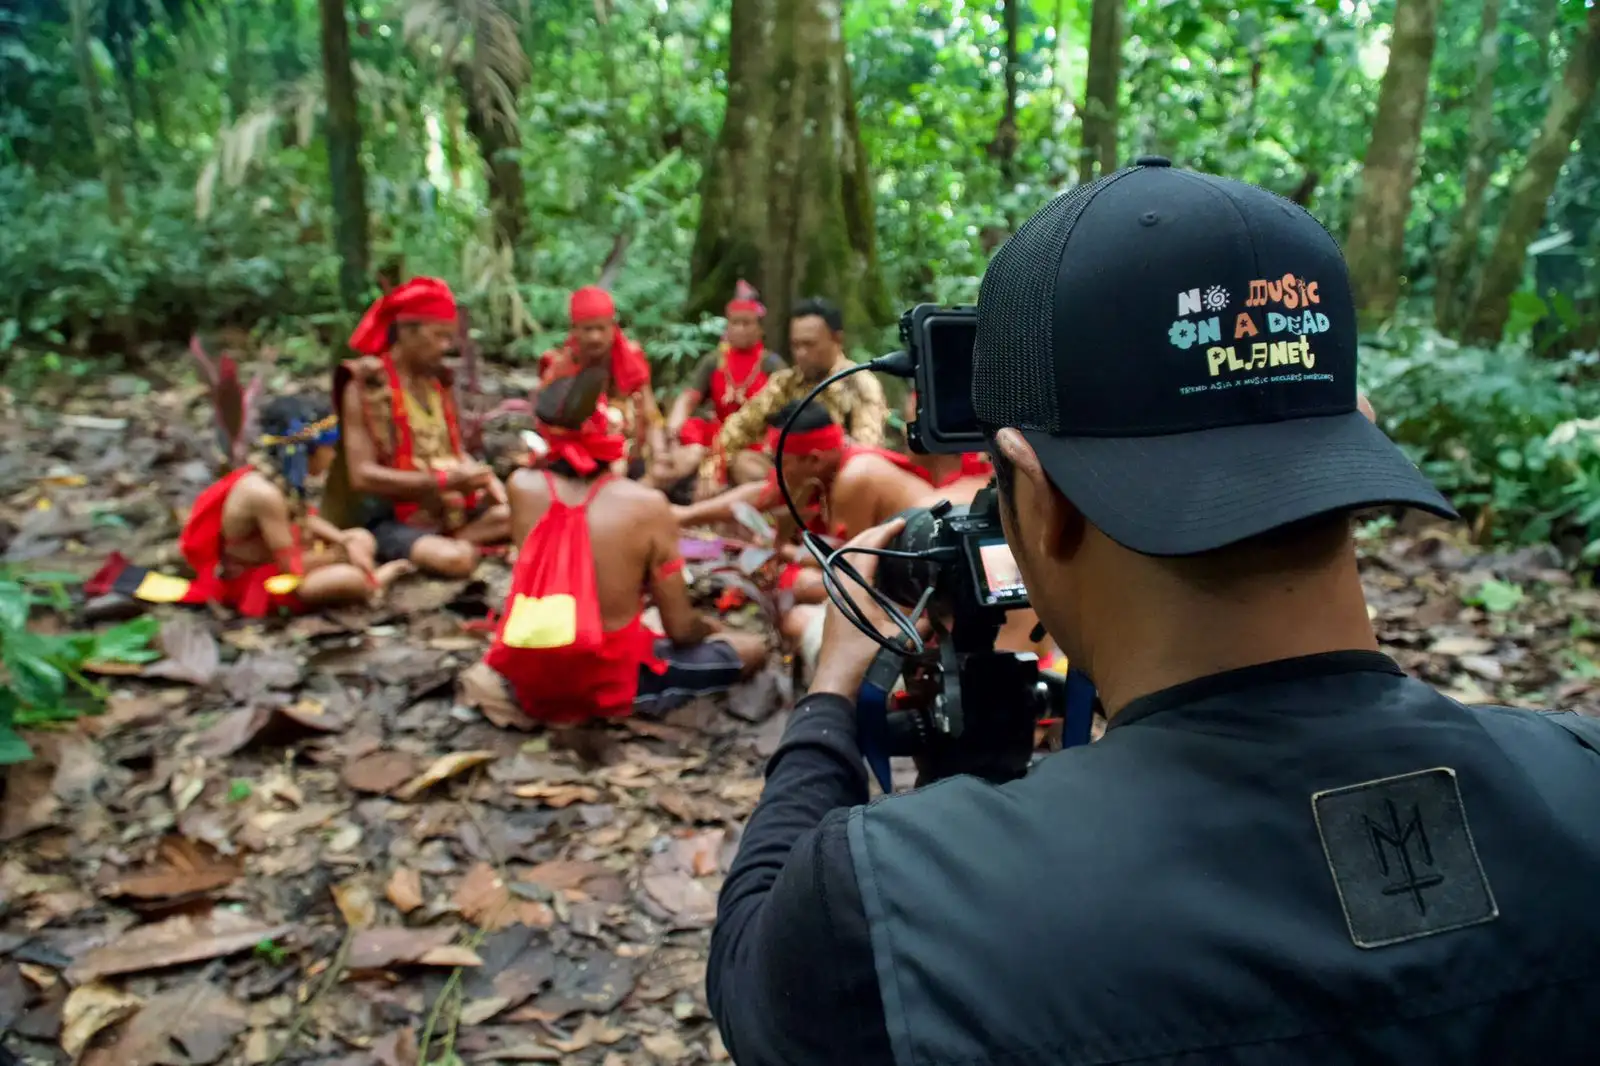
[726,279,765,317]
[570,286,615,324]
[349,277,458,355]
[540,418,626,476]
[765,423,844,456]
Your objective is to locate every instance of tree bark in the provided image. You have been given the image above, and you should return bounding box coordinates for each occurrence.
[1465,5,1600,344]
[223,3,251,121]
[992,0,1020,185]
[1079,0,1123,183]
[1343,0,1442,326]
[275,0,304,146]
[317,0,371,311]
[687,0,890,348]
[68,0,125,220]
[1433,0,1502,333]
[456,65,528,256]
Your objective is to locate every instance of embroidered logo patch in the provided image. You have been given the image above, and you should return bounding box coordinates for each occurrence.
[1312,767,1497,949]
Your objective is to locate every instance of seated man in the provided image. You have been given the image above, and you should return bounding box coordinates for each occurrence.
[664,281,785,494]
[539,286,668,473]
[461,371,768,727]
[716,298,889,458]
[329,278,511,579]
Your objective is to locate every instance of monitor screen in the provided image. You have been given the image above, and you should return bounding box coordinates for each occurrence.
[925,316,979,438]
[975,536,1026,602]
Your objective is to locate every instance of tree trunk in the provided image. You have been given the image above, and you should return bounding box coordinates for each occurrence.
[687,0,890,348]
[68,0,125,220]
[455,65,528,255]
[317,0,371,311]
[1433,0,1501,333]
[1465,5,1600,344]
[223,3,251,121]
[1343,0,1441,326]
[1079,0,1123,183]
[993,0,1020,185]
[275,0,304,147]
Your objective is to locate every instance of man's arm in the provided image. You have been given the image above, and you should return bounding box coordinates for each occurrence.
[831,454,928,539]
[245,480,304,574]
[672,479,767,529]
[707,693,893,1066]
[847,371,889,447]
[668,354,718,438]
[719,372,788,455]
[644,494,717,646]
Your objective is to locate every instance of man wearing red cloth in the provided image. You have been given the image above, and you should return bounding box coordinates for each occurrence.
[538,286,668,469]
[329,277,511,579]
[665,281,785,492]
[459,371,767,727]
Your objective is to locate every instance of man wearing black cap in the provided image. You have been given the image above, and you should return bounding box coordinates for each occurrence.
[706,160,1600,1065]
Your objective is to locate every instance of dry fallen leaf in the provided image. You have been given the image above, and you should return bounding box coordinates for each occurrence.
[521,860,608,892]
[509,782,601,808]
[386,867,424,914]
[238,802,341,851]
[641,1028,691,1062]
[332,878,377,930]
[67,910,294,983]
[394,751,497,801]
[342,749,419,794]
[372,1026,418,1066]
[61,982,142,1058]
[100,835,242,905]
[195,702,343,758]
[86,981,248,1066]
[143,616,220,686]
[0,744,61,842]
[547,1013,626,1054]
[455,862,552,931]
[346,926,482,971]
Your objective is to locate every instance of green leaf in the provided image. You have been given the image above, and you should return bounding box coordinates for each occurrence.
[90,617,161,664]
[1467,579,1525,614]
[0,691,30,765]
[19,570,85,586]
[0,580,27,631]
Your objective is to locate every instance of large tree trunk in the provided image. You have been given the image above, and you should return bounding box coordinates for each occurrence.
[1464,6,1600,344]
[456,65,528,256]
[68,0,125,220]
[687,0,890,348]
[317,0,371,311]
[992,0,1020,186]
[1433,0,1502,333]
[275,0,303,146]
[1079,0,1123,183]
[1343,0,1441,326]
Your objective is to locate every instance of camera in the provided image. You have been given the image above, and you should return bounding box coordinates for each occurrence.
[900,304,985,455]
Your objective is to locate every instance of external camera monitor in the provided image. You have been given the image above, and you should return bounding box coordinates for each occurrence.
[964,534,1029,609]
[902,304,984,455]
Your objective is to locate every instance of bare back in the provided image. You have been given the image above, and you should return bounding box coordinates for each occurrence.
[507,468,677,633]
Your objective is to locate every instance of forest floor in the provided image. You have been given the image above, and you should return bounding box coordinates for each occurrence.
[1,369,1598,1066]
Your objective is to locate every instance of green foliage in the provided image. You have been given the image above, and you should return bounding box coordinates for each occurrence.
[1464,578,1526,613]
[1364,326,1600,554]
[0,567,159,763]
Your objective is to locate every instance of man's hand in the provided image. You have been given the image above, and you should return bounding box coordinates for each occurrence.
[808,517,908,701]
[341,530,377,575]
[485,473,509,507]
[444,461,495,492]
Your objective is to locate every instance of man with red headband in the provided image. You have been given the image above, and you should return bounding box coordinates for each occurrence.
[664,281,785,492]
[460,371,768,727]
[538,286,669,471]
[327,277,510,579]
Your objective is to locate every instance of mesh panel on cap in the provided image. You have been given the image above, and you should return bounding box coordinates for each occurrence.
[973,167,1136,433]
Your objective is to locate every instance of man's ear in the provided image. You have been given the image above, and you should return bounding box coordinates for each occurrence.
[995,429,1085,564]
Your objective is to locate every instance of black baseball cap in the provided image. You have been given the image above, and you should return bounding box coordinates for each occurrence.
[971,157,1456,556]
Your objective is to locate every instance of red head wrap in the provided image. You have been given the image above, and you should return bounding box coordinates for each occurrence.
[570,286,616,324]
[540,411,627,476]
[348,277,458,355]
[726,279,765,317]
[765,423,845,456]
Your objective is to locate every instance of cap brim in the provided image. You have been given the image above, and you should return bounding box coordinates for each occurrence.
[1022,412,1458,557]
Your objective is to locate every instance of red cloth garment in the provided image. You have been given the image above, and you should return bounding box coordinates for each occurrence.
[377,354,473,526]
[348,278,458,355]
[178,468,305,618]
[484,472,664,723]
[541,415,627,475]
[709,344,769,423]
[764,423,846,456]
[678,417,719,448]
[544,332,652,400]
[935,451,994,488]
[726,280,765,317]
[570,286,615,323]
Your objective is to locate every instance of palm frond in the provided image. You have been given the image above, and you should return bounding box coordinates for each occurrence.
[399,0,529,136]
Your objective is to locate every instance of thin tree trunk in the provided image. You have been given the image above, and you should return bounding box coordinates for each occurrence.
[1433,0,1502,334]
[1080,0,1123,183]
[1343,0,1442,326]
[993,0,1020,185]
[68,0,125,220]
[1465,6,1600,344]
[456,65,528,256]
[275,0,303,146]
[1053,0,1067,140]
[317,0,371,311]
[223,4,251,121]
[442,91,465,192]
[687,0,890,347]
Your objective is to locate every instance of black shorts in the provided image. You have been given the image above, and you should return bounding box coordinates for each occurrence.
[635,638,744,714]
[366,499,491,563]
